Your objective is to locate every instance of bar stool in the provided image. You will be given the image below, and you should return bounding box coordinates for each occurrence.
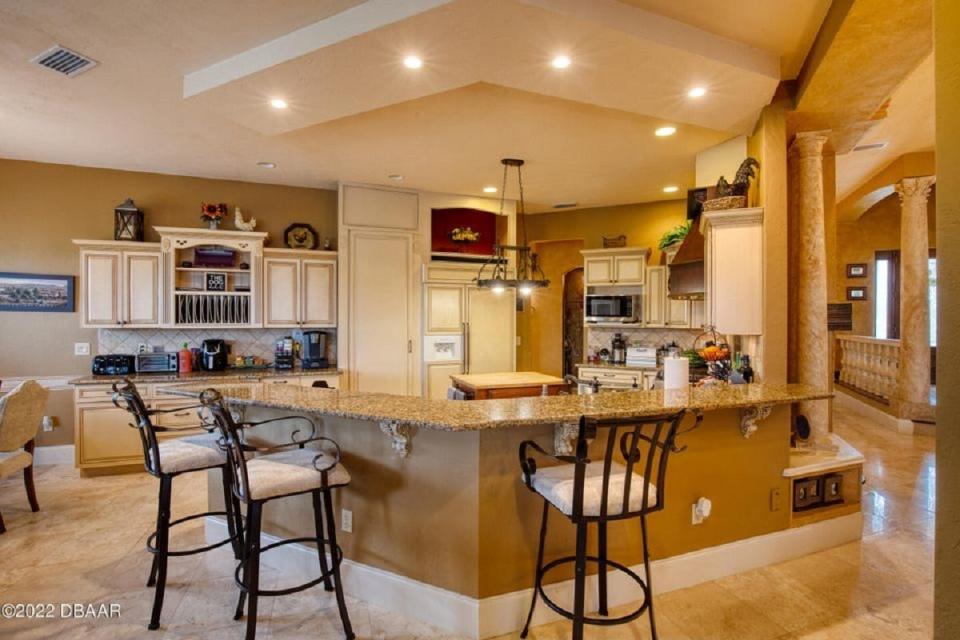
[517,410,697,640]
[200,388,354,640]
[112,379,250,630]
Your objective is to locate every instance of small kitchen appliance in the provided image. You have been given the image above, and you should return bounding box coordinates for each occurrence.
[611,333,627,365]
[92,354,136,376]
[301,330,329,369]
[136,352,179,373]
[200,339,228,371]
[585,294,640,324]
[275,337,296,370]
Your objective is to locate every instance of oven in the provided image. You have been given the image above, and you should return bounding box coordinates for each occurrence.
[585,294,639,323]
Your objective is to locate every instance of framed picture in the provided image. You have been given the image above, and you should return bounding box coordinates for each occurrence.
[0,272,75,312]
[205,272,227,292]
[846,286,868,301]
[846,263,868,278]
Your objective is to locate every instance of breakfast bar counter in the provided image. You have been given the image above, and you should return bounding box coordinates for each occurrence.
[162,382,856,638]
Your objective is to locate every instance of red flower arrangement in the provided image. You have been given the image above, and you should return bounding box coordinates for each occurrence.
[201,202,228,221]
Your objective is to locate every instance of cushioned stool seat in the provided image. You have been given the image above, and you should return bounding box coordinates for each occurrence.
[530,462,657,517]
[241,448,350,501]
[153,433,227,474]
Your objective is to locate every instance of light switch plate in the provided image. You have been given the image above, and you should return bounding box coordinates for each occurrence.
[74,342,90,356]
[341,508,353,533]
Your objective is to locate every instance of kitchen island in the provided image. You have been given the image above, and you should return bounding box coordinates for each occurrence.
[161,382,859,638]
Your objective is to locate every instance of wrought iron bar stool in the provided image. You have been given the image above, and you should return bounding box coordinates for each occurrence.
[112,379,254,630]
[518,410,697,640]
[201,388,354,640]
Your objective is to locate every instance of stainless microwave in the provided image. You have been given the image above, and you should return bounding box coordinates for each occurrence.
[585,294,640,323]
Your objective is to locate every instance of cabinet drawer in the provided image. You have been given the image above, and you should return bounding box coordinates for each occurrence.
[299,375,340,389]
[263,377,300,386]
[578,368,644,387]
[152,400,204,429]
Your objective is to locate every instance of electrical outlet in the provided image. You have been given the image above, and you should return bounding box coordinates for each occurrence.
[770,488,782,512]
[691,497,712,525]
[341,508,353,533]
[74,342,90,356]
[42,416,54,432]
[515,335,522,346]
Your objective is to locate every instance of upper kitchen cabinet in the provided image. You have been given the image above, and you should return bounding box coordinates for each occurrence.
[73,241,162,328]
[263,249,337,328]
[581,247,651,286]
[158,227,268,328]
[340,184,419,230]
[701,208,764,335]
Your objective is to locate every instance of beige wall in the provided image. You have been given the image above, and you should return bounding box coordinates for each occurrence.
[935,1,960,636]
[0,158,337,444]
[835,191,937,336]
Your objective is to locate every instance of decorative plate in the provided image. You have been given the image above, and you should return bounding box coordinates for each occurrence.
[284,223,318,250]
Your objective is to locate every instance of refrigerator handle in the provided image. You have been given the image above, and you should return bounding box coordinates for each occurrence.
[462,321,469,374]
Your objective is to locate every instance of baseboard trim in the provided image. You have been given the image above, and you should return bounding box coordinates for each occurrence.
[206,512,862,639]
[33,444,74,466]
[834,388,918,434]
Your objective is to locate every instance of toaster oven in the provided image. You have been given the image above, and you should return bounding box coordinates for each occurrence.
[136,352,179,373]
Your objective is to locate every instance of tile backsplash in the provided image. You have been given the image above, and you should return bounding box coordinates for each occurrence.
[586,327,702,356]
[98,328,337,363]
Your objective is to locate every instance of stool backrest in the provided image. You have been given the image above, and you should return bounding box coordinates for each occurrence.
[111,379,162,476]
[199,389,251,503]
[573,410,688,521]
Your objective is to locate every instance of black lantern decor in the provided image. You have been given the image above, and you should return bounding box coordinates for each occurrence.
[114,198,144,241]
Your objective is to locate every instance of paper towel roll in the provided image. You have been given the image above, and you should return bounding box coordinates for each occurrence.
[663,356,690,390]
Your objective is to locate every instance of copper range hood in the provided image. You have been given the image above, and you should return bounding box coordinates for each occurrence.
[668,221,704,300]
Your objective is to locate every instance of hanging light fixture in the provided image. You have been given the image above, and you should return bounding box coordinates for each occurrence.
[476,158,550,296]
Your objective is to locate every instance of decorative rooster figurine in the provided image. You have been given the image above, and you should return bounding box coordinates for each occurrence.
[234,206,257,231]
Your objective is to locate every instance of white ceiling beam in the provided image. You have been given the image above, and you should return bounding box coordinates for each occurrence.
[516,0,780,79]
[183,0,455,98]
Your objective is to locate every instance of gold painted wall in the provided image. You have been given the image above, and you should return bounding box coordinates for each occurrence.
[934,1,960,636]
[0,158,337,445]
[835,192,937,336]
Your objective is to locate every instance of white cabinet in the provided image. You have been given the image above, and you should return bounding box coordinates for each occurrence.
[667,298,691,327]
[644,266,667,327]
[465,286,515,375]
[425,284,465,334]
[701,208,764,335]
[76,244,162,328]
[581,247,651,287]
[690,300,706,330]
[263,250,337,328]
[341,184,419,230]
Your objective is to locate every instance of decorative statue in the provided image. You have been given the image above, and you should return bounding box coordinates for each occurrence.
[714,157,760,198]
[234,206,257,232]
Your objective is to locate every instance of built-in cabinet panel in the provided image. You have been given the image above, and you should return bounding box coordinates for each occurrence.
[690,300,706,330]
[349,230,414,394]
[614,255,645,284]
[82,251,120,326]
[124,252,161,326]
[584,257,614,285]
[701,208,764,335]
[582,248,650,287]
[644,266,667,327]
[426,362,462,399]
[302,260,336,326]
[667,298,691,327]
[264,258,300,326]
[341,184,419,230]
[465,287,515,375]
[80,247,162,328]
[263,252,336,328]
[75,403,142,468]
[425,284,465,334]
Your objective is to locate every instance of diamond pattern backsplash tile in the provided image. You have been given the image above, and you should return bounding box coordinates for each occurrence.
[98,328,337,363]
[586,327,701,357]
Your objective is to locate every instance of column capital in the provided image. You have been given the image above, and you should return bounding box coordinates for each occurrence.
[789,131,830,159]
[895,175,936,200]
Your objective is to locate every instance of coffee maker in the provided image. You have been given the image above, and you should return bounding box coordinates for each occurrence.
[301,331,329,369]
[200,339,228,371]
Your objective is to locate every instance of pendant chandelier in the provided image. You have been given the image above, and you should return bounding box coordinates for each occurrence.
[476,158,549,296]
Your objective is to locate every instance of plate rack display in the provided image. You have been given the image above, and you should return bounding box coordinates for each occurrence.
[175,292,251,324]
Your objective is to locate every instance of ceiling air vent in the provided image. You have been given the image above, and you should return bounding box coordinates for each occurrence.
[852,142,888,152]
[553,201,578,209]
[31,45,97,77]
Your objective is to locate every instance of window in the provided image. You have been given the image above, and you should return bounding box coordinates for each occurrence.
[874,250,900,339]
[930,256,937,347]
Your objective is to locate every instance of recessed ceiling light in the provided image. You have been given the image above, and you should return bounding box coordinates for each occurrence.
[551,55,571,69]
[257,162,276,169]
[663,185,679,193]
[483,186,498,193]
[688,86,707,98]
[388,174,404,182]
[270,98,288,109]
[655,126,677,137]
[403,55,423,69]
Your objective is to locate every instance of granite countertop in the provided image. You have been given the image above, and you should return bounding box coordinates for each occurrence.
[159,382,832,432]
[69,367,342,386]
[450,371,567,390]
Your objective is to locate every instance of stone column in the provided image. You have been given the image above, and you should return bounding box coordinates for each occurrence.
[789,132,831,442]
[895,176,936,420]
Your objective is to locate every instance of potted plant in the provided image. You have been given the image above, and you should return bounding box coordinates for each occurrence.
[201,202,227,229]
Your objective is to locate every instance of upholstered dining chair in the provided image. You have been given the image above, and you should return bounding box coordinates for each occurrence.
[0,380,49,534]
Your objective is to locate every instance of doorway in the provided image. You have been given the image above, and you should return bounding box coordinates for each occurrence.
[562,267,584,376]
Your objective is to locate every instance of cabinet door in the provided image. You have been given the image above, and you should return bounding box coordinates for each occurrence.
[123,251,161,326]
[75,403,143,468]
[302,259,336,327]
[584,257,614,285]
[667,298,691,328]
[690,300,706,330]
[264,258,300,327]
[81,251,120,327]
[644,266,667,327]
[614,255,645,284]
[349,231,414,394]
[465,287,515,374]
[425,284,464,334]
[425,362,462,399]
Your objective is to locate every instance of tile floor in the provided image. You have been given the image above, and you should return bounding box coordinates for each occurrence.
[0,404,934,639]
